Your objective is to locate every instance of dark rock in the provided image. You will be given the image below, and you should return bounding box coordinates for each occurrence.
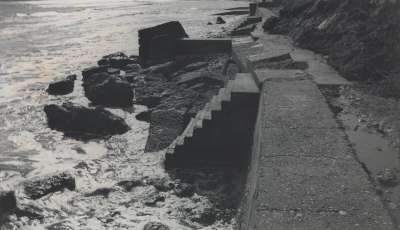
[376,168,398,187]
[135,110,152,122]
[14,205,44,220]
[85,76,133,107]
[216,16,226,24]
[107,67,120,75]
[172,62,208,77]
[135,95,162,108]
[182,62,208,72]
[207,22,213,25]
[0,191,17,216]
[192,207,217,225]
[139,21,188,66]
[82,72,110,87]
[123,63,142,73]
[23,172,75,199]
[47,221,73,230]
[189,83,206,91]
[174,183,195,197]
[231,24,256,36]
[155,88,199,111]
[82,65,108,79]
[97,52,138,68]
[143,192,165,206]
[150,177,175,192]
[85,187,114,198]
[47,74,76,95]
[117,179,145,191]
[74,161,90,169]
[125,72,140,83]
[263,16,280,31]
[177,70,224,86]
[143,222,170,230]
[145,109,186,152]
[141,61,179,79]
[44,102,130,138]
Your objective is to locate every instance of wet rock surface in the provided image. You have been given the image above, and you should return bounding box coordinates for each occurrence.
[134,54,229,152]
[85,75,133,107]
[44,102,130,138]
[97,52,138,68]
[47,74,76,95]
[143,222,170,230]
[23,172,76,199]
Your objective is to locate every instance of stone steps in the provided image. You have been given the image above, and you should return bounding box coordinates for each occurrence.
[165,73,260,169]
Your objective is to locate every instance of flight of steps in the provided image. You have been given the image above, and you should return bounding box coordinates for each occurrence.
[165,73,260,169]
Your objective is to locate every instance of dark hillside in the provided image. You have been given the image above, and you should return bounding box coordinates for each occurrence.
[265,0,400,81]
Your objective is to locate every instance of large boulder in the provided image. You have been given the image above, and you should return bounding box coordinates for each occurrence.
[44,102,130,138]
[82,71,110,87]
[0,191,17,216]
[85,76,133,107]
[23,172,75,200]
[139,21,188,66]
[97,52,138,68]
[82,65,108,79]
[47,74,77,95]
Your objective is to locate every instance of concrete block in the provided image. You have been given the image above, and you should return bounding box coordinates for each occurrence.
[138,21,188,66]
[249,3,257,16]
[147,34,176,66]
[175,38,232,55]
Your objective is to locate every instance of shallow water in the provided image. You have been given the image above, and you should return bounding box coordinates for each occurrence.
[339,113,400,176]
[0,0,246,228]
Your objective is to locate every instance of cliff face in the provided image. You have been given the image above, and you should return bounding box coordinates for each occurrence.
[265,0,400,80]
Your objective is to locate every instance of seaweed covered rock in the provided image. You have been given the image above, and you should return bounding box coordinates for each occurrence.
[44,102,130,138]
[23,172,75,199]
[266,0,400,80]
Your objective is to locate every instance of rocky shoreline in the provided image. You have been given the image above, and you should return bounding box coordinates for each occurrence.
[0,11,248,229]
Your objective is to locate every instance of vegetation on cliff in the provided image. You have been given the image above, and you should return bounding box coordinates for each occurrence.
[266,0,400,81]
